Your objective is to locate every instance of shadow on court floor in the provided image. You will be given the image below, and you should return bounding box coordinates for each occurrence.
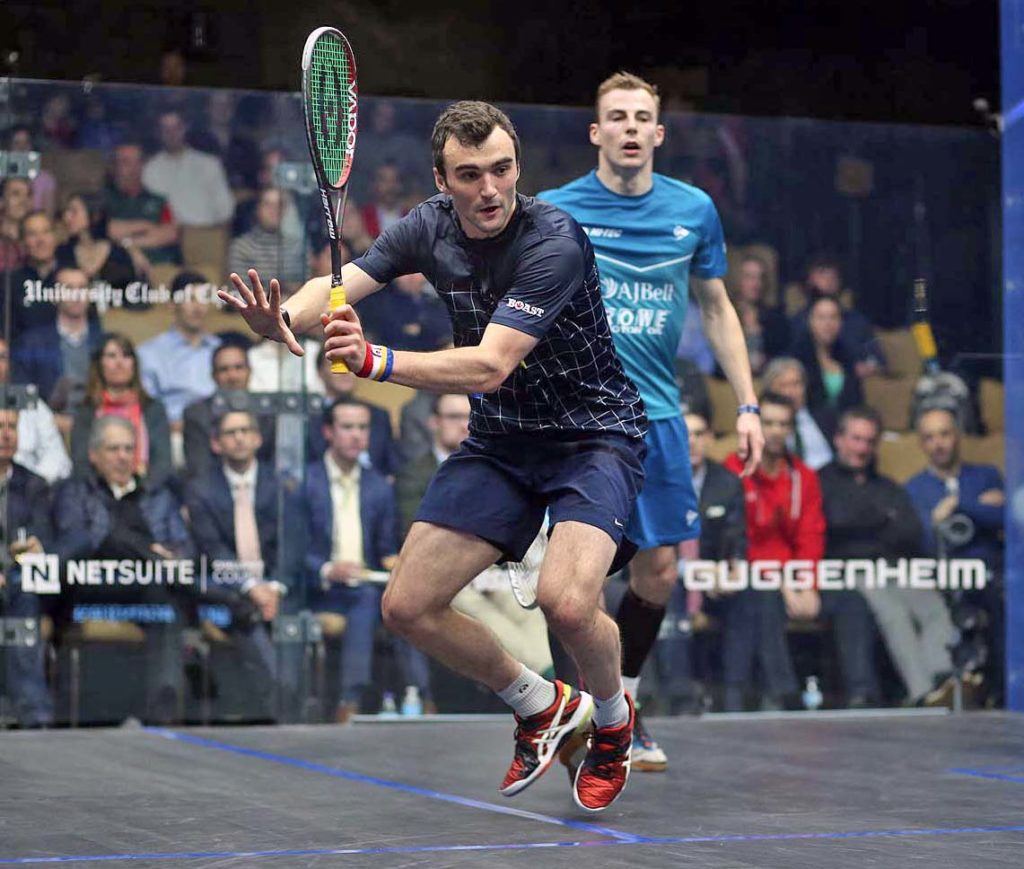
[1,711,1023,867]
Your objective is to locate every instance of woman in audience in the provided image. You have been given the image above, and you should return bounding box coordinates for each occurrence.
[58,192,147,288]
[729,253,789,377]
[70,333,172,488]
[790,294,863,414]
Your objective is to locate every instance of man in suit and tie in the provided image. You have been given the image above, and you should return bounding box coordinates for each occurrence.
[182,340,275,481]
[302,396,399,723]
[184,409,294,717]
[0,408,55,727]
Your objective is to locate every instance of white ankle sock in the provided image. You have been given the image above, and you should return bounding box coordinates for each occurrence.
[593,685,629,729]
[621,675,640,700]
[497,665,557,719]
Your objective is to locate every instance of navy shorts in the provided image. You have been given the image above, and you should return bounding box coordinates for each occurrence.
[626,416,702,549]
[415,431,646,571]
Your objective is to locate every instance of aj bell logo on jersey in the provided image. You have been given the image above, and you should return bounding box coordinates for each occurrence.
[506,298,545,317]
[583,226,623,238]
[601,278,676,304]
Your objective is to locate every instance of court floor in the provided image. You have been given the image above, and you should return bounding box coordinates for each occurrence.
[1,710,1022,867]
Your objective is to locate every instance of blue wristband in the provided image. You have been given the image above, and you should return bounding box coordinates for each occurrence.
[737,404,760,416]
[380,346,395,382]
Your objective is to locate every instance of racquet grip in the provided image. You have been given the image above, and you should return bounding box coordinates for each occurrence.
[330,284,349,373]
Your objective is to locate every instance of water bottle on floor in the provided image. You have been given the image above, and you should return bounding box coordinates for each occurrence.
[802,676,823,711]
[379,691,399,719]
[401,686,423,717]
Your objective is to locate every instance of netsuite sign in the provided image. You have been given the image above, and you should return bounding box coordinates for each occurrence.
[21,555,196,594]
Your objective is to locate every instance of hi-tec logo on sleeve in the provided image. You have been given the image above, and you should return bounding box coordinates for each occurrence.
[506,298,545,317]
[583,226,623,238]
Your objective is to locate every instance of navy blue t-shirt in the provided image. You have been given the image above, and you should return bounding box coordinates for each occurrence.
[353,193,647,440]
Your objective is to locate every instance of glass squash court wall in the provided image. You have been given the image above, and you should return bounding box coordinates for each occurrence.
[0,78,1003,725]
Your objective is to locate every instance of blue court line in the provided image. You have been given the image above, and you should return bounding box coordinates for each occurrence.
[4,824,1024,864]
[950,765,1024,784]
[145,728,637,842]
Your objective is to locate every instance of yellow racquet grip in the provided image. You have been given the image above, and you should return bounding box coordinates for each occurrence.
[330,284,349,373]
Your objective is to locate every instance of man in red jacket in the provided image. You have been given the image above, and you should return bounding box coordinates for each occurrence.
[722,392,822,711]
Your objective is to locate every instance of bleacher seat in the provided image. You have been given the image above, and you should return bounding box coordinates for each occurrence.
[706,432,739,464]
[876,432,925,482]
[705,375,736,436]
[961,433,1005,473]
[182,224,230,277]
[979,378,1004,433]
[863,375,916,432]
[875,328,922,379]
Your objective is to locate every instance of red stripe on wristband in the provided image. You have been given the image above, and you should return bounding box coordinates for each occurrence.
[356,342,375,378]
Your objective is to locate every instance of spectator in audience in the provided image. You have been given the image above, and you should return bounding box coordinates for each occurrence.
[57,193,145,288]
[190,91,259,190]
[310,347,401,478]
[38,94,76,149]
[0,336,72,483]
[906,406,1005,700]
[790,295,863,415]
[159,48,188,87]
[182,340,275,481]
[339,204,375,259]
[359,162,407,238]
[761,357,835,470]
[819,406,952,705]
[105,142,181,266]
[137,272,221,428]
[77,96,122,151]
[723,392,877,709]
[674,357,712,422]
[359,273,452,353]
[142,110,234,227]
[398,389,436,465]
[53,415,193,723]
[353,102,428,202]
[729,253,789,377]
[654,409,746,714]
[0,177,31,270]
[227,188,306,289]
[301,397,398,723]
[232,147,307,242]
[8,127,57,216]
[70,333,173,490]
[790,255,882,376]
[12,267,102,426]
[184,409,296,716]
[0,408,55,727]
[6,211,61,336]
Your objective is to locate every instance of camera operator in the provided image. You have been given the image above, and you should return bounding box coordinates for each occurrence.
[905,406,1004,703]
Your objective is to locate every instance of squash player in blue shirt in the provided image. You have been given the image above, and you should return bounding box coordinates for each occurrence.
[540,72,764,772]
[223,101,649,813]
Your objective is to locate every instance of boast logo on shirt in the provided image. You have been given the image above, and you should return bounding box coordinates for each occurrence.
[583,226,623,238]
[506,298,545,317]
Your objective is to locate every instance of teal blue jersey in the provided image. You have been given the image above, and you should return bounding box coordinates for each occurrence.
[539,171,727,421]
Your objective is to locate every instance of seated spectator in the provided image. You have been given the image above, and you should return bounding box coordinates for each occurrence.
[53,415,193,723]
[301,397,398,723]
[182,340,274,481]
[820,406,953,705]
[189,91,259,190]
[232,147,308,242]
[57,193,145,289]
[906,407,1005,701]
[359,273,452,353]
[104,142,181,266]
[790,255,883,376]
[723,392,878,709]
[0,177,31,271]
[654,409,746,714]
[729,253,789,377]
[761,357,834,470]
[227,188,306,289]
[12,266,103,423]
[70,333,173,490]
[398,389,436,465]
[184,409,296,717]
[339,203,374,259]
[38,94,76,149]
[8,127,57,216]
[310,347,401,478]
[77,95,122,151]
[137,272,221,428]
[0,336,72,483]
[0,408,55,727]
[142,109,234,227]
[360,162,408,238]
[790,295,863,415]
[4,211,61,336]
[353,102,429,203]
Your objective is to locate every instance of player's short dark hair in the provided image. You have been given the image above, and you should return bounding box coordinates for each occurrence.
[837,405,882,436]
[431,101,521,179]
[759,390,795,420]
[322,395,373,428]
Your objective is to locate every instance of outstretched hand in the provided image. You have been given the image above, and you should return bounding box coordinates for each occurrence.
[219,269,304,357]
[735,411,765,478]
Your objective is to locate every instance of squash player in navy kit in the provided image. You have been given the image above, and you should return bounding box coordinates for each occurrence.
[222,101,649,812]
[541,73,763,772]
